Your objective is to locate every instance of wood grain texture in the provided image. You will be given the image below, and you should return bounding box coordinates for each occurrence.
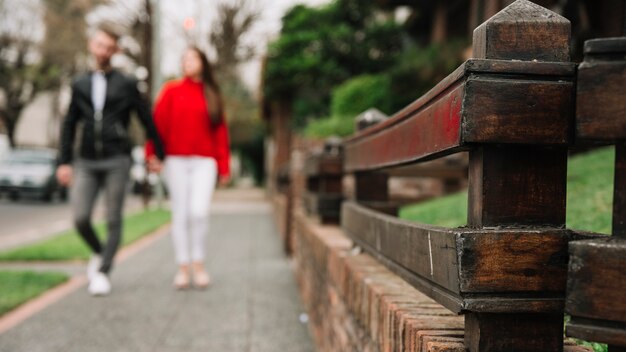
[566,238,626,324]
[462,76,573,144]
[341,201,586,314]
[468,146,568,227]
[466,312,565,352]
[472,0,570,62]
[458,230,570,292]
[576,62,626,141]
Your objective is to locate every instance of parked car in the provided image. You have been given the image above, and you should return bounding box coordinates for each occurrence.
[0,148,67,202]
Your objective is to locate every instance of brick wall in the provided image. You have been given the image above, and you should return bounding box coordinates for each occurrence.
[291,206,593,352]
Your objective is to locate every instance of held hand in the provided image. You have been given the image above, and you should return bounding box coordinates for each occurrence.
[146,156,163,173]
[218,175,230,188]
[56,165,73,186]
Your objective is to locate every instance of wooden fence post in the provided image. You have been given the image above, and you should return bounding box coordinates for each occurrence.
[303,137,344,224]
[352,109,397,216]
[566,36,626,352]
[466,1,571,351]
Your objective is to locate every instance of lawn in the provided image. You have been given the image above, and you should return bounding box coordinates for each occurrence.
[0,271,68,316]
[399,147,615,352]
[399,146,616,233]
[0,209,171,261]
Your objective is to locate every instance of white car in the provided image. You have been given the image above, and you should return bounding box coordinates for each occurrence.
[0,148,67,202]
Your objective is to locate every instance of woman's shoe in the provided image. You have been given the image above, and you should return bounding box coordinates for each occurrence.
[193,270,211,289]
[173,270,190,290]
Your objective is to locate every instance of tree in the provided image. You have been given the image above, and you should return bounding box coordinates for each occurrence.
[263,0,404,127]
[0,0,55,147]
[0,0,106,147]
[209,0,259,80]
[207,0,264,182]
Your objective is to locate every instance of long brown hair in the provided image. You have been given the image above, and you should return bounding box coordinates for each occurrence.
[188,46,224,125]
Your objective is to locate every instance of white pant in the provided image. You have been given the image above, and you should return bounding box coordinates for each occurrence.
[164,156,217,264]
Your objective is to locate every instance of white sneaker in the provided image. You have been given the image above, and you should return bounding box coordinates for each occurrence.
[88,272,111,296]
[87,254,102,282]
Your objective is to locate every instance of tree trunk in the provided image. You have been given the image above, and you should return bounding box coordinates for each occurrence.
[5,117,16,148]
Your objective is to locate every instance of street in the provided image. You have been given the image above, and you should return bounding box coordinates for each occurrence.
[0,193,145,251]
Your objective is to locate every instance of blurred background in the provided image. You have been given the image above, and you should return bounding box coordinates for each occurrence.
[0,0,623,191]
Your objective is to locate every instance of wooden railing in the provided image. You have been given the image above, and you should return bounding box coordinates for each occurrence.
[296,1,626,350]
[565,37,626,352]
[340,1,586,351]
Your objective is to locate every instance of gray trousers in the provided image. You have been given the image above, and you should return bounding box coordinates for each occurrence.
[71,156,131,274]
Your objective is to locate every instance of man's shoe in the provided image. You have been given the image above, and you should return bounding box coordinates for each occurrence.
[88,272,111,296]
[87,254,102,282]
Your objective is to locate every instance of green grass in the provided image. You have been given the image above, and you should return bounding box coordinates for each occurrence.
[400,148,615,352]
[400,146,616,233]
[0,209,171,261]
[0,271,69,315]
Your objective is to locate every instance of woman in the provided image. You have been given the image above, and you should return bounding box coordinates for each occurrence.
[146,46,230,289]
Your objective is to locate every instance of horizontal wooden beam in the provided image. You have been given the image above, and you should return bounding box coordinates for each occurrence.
[566,238,626,323]
[567,317,626,347]
[343,59,575,173]
[304,154,343,177]
[341,201,596,314]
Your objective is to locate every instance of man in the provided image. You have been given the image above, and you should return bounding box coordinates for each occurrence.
[57,25,164,296]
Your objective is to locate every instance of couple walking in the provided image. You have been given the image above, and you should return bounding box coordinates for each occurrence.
[56,26,230,296]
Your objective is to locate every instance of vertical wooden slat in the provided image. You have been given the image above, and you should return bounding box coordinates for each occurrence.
[466,1,571,351]
[613,143,626,237]
[609,17,626,352]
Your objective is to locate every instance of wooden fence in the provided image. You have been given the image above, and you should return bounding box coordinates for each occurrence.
[565,36,626,352]
[301,1,626,351]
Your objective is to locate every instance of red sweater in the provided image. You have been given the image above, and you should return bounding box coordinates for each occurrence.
[146,78,230,176]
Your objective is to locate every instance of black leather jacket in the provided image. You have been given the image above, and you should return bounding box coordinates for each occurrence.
[58,69,165,164]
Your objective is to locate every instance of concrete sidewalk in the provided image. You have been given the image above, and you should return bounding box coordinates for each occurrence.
[0,189,315,352]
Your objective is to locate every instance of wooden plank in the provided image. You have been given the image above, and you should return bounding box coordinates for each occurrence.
[465,59,575,77]
[341,201,584,314]
[576,62,626,141]
[342,201,459,293]
[458,230,570,293]
[583,37,626,55]
[462,76,573,144]
[344,79,465,172]
[576,38,626,141]
[343,60,574,173]
[566,238,626,324]
[567,317,626,347]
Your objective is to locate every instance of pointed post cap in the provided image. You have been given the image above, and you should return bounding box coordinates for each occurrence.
[473,0,570,62]
[355,108,390,132]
